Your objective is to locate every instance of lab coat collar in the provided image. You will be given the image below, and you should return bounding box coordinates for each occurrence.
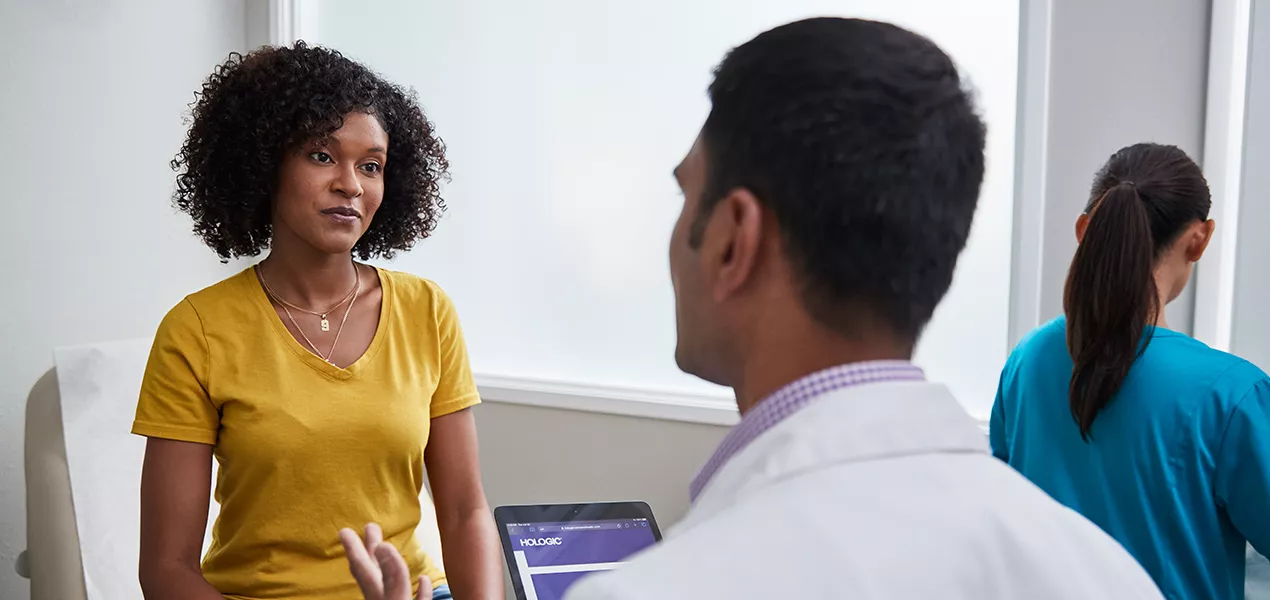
[681,381,987,531]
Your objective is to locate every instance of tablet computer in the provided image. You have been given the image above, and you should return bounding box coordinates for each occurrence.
[495,502,662,600]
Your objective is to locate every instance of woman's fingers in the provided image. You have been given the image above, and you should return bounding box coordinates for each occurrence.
[343,523,421,600]
[373,542,414,600]
[365,522,385,551]
[340,527,384,597]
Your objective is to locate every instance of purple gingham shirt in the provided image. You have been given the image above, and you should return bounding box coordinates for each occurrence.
[688,361,926,502]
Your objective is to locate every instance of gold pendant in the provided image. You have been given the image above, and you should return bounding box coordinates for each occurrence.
[320,316,330,332]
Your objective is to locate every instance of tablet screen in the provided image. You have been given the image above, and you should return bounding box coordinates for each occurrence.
[504,518,657,599]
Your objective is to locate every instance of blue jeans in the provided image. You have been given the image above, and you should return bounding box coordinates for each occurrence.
[432,583,453,600]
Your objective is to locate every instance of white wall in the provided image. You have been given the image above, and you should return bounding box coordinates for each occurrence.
[1232,0,1270,371]
[1034,0,1212,333]
[0,2,247,598]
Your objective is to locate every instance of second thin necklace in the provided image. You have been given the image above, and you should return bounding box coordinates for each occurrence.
[258,263,362,364]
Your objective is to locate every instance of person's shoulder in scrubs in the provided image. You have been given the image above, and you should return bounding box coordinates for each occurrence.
[991,315,1270,600]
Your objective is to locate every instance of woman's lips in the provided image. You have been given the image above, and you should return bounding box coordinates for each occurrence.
[321,206,360,224]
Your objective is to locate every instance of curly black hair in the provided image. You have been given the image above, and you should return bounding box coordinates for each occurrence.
[171,42,448,261]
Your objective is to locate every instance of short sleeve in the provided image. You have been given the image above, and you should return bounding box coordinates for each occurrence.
[428,286,481,419]
[990,341,1027,463]
[132,299,220,445]
[989,376,1009,462]
[1214,378,1270,556]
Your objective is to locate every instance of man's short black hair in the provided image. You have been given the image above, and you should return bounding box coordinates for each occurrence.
[694,17,986,341]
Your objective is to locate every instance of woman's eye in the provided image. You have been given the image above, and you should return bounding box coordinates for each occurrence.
[360,163,382,174]
[309,152,333,163]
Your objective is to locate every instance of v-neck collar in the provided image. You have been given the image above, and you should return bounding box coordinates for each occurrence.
[245,265,391,381]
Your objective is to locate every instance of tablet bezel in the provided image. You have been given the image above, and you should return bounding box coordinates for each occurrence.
[494,501,662,600]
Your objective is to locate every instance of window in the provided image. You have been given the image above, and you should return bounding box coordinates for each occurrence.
[308,0,1020,419]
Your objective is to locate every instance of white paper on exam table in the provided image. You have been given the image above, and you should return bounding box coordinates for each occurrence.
[55,339,220,600]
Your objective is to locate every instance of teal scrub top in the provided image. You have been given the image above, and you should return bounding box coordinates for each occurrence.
[991,316,1270,600]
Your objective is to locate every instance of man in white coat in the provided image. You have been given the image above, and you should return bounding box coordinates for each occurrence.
[344,16,1165,600]
[563,16,1163,600]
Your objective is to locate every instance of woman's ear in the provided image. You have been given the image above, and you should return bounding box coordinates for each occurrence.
[1075,214,1091,244]
[1185,219,1216,262]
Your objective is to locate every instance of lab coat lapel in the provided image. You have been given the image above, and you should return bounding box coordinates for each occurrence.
[677,381,988,533]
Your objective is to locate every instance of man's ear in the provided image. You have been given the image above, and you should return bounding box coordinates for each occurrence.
[1075,214,1090,244]
[706,187,765,302]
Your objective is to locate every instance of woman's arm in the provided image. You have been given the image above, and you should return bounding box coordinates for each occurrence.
[138,438,223,600]
[424,408,503,599]
[1215,383,1270,556]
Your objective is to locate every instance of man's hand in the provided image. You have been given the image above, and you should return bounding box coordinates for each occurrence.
[340,523,432,600]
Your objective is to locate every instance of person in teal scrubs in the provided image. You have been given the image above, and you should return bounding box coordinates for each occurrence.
[991,142,1270,600]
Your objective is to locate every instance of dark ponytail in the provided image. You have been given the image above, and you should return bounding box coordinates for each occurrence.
[1064,181,1156,438]
[1062,144,1211,440]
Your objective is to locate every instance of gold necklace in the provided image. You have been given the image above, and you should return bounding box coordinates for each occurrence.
[257,263,359,332]
[260,264,362,364]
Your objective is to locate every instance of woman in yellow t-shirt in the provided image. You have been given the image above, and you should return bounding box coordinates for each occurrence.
[133,43,502,600]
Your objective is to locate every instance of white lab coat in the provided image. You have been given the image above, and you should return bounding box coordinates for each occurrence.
[566,381,1164,599]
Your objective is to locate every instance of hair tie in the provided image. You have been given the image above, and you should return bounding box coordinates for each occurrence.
[1120,180,1136,188]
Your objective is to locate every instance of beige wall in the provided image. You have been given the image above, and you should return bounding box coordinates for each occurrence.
[474,401,729,528]
[472,401,729,598]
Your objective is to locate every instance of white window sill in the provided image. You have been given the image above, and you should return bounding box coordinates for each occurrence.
[476,374,993,435]
[475,374,740,426]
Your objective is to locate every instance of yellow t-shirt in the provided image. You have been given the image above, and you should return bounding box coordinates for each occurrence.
[133,266,480,599]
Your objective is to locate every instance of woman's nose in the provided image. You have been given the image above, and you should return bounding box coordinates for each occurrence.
[332,164,363,198]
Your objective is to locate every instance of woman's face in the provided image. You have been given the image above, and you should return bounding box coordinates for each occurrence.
[272,112,389,256]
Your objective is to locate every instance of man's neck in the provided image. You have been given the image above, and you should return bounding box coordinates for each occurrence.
[732,336,912,415]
